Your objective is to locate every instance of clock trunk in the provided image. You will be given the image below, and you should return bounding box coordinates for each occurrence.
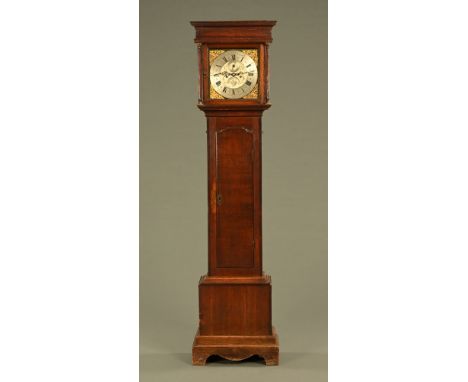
[207,114,262,276]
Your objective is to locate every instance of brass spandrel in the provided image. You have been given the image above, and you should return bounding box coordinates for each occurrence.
[243,84,259,99]
[209,85,224,99]
[241,49,258,65]
[209,50,225,64]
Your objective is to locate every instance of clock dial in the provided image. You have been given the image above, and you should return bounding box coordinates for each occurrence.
[210,50,258,99]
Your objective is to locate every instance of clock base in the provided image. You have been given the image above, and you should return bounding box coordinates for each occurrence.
[192,327,279,366]
[193,274,279,365]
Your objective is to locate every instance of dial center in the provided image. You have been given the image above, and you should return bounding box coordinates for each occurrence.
[220,60,247,89]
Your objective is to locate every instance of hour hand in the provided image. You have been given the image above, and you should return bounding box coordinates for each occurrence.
[213,72,226,78]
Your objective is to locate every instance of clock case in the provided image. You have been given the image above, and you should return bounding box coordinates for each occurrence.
[190,21,279,366]
[192,21,272,107]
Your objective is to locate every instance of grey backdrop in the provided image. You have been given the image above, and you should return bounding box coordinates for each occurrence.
[140,0,327,380]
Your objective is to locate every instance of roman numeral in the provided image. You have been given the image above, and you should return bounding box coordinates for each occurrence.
[232,89,235,95]
[246,64,251,68]
[216,64,222,68]
[240,56,244,62]
[223,87,227,93]
[246,80,252,86]
[248,72,254,76]
[222,56,228,62]
[231,54,236,61]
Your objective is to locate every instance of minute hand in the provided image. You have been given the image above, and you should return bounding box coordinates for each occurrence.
[213,71,231,78]
[213,71,253,78]
[234,71,255,76]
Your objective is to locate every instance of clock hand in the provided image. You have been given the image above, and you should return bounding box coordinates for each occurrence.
[213,71,232,78]
[213,71,251,79]
[226,72,252,77]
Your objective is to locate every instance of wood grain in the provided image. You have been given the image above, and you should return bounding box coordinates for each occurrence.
[191,20,279,366]
[192,327,279,366]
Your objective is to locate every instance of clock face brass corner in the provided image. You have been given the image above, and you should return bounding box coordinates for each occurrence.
[208,48,259,100]
[209,49,225,65]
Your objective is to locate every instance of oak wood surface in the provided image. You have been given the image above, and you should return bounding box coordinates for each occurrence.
[208,115,262,276]
[198,274,272,336]
[191,20,278,366]
[192,327,279,366]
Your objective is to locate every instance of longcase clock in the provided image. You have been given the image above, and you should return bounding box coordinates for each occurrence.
[190,20,278,366]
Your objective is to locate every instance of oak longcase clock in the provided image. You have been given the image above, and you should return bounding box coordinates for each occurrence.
[190,20,279,366]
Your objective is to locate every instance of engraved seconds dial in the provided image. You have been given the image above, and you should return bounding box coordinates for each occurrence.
[210,50,258,99]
